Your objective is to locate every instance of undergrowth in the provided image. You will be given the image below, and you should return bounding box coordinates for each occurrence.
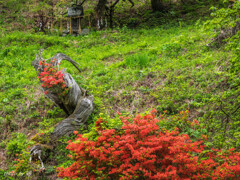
[0,17,239,178]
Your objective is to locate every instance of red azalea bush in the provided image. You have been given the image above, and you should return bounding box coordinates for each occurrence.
[57,109,240,179]
[38,60,68,96]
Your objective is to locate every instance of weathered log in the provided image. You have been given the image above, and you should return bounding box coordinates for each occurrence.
[31,50,84,115]
[53,96,94,138]
[30,50,94,167]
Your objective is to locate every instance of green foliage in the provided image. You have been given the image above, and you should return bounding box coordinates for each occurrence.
[157,110,207,141]
[49,135,75,170]
[160,42,182,57]
[0,169,14,180]
[197,1,240,149]
[9,151,32,177]
[204,1,240,44]
[0,12,240,177]
[125,53,150,68]
[6,133,33,157]
[84,112,123,141]
[1,23,239,150]
[210,1,240,28]
[1,1,240,179]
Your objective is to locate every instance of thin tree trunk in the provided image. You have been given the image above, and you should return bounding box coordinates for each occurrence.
[151,0,164,11]
[95,0,108,29]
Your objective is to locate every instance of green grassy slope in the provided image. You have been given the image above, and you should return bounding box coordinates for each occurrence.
[0,22,239,175]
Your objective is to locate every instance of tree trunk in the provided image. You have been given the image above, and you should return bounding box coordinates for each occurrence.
[30,50,94,168]
[151,0,164,11]
[109,0,120,29]
[95,0,108,29]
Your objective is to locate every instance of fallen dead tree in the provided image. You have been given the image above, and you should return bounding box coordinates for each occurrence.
[30,50,93,169]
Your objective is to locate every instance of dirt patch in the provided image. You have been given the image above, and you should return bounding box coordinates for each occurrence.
[106,85,159,117]
[0,150,7,170]
[104,73,169,117]
[103,56,123,66]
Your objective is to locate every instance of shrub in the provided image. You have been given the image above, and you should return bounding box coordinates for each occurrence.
[6,133,33,157]
[158,110,207,141]
[57,110,240,179]
[205,1,240,45]
[38,59,68,96]
[8,151,34,178]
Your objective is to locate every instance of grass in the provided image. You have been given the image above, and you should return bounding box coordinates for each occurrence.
[0,21,239,177]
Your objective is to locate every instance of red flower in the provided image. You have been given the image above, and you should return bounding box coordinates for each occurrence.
[150,108,157,114]
[117,111,122,115]
[57,112,240,180]
[38,61,68,96]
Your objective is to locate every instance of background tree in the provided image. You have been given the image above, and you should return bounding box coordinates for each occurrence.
[27,0,71,32]
[95,0,134,29]
[151,0,164,11]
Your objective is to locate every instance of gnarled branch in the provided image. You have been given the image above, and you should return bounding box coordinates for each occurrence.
[30,50,94,168]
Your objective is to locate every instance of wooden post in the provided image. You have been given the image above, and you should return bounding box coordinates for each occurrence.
[78,17,82,34]
[69,17,72,35]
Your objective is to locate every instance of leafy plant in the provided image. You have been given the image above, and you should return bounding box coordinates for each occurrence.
[204,1,240,45]
[6,133,33,157]
[57,110,240,179]
[125,53,150,68]
[157,110,207,141]
[161,42,182,57]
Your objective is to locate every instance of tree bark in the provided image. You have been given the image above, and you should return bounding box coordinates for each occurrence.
[109,0,120,29]
[95,0,108,29]
[151,0,164,12]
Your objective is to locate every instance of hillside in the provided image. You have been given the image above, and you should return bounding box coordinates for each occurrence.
[0,13,240,179]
